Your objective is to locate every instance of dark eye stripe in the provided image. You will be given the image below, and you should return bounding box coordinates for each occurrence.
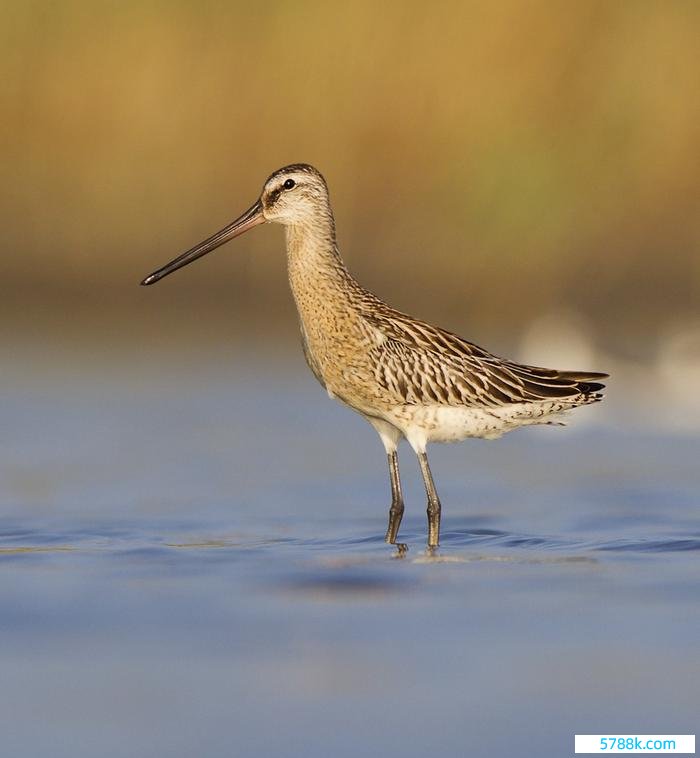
[266,178,296,206]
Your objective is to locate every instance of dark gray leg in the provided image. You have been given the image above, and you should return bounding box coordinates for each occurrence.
[384,451,405,544]
[418,451,441,548]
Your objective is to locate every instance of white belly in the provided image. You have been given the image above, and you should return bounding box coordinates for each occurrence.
[384,401,568,451]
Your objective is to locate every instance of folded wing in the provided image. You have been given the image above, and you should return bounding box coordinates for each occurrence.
[364,309,608,407]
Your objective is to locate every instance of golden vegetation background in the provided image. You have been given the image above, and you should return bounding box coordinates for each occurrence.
[2,1,699,357]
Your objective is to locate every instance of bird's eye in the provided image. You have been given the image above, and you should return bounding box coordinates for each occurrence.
[283,178,295,190]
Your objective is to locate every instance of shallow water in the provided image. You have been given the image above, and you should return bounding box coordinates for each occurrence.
[1,343,698,758]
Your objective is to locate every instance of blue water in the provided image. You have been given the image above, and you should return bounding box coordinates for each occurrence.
[1,343,698,757]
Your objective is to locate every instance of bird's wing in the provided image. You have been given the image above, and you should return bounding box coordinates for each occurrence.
[363,309,607,407]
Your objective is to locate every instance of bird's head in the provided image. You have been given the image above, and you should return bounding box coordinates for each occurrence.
[260,164,330,225]
[140,163,330,286]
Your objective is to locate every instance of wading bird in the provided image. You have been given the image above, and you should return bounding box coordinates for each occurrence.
[142,164,607,549]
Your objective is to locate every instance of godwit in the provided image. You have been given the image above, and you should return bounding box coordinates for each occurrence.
[142,164,607,549]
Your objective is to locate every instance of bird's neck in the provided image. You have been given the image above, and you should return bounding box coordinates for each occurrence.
[284,214,365,350]
[284,214,352,295]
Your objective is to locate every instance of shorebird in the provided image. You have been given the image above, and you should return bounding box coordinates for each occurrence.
[142,164,607,549]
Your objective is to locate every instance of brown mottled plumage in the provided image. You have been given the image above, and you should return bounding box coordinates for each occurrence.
[142,163,608,549]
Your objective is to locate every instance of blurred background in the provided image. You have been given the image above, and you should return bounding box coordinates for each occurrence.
[2,1,699,384]
[2,5,699,757]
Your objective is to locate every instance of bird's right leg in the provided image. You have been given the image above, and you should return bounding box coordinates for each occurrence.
[365,417,405,547]
[384,450,405,544]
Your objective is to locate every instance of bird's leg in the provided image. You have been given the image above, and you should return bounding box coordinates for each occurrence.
[417,451,442,548]
[384,451,405,545]
[366,418,406,553]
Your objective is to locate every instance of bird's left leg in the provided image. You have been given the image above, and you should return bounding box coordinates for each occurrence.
[417,450,442,549]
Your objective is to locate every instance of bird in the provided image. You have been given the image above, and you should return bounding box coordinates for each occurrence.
[141,163,607,549]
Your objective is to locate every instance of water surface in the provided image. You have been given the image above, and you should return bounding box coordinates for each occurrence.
[1,343,698,757]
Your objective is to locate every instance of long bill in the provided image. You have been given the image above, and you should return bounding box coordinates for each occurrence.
[140,200,265,286]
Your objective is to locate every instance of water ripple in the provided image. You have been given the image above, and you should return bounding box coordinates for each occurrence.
[595,537,700,553]
[0,520,698,564]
